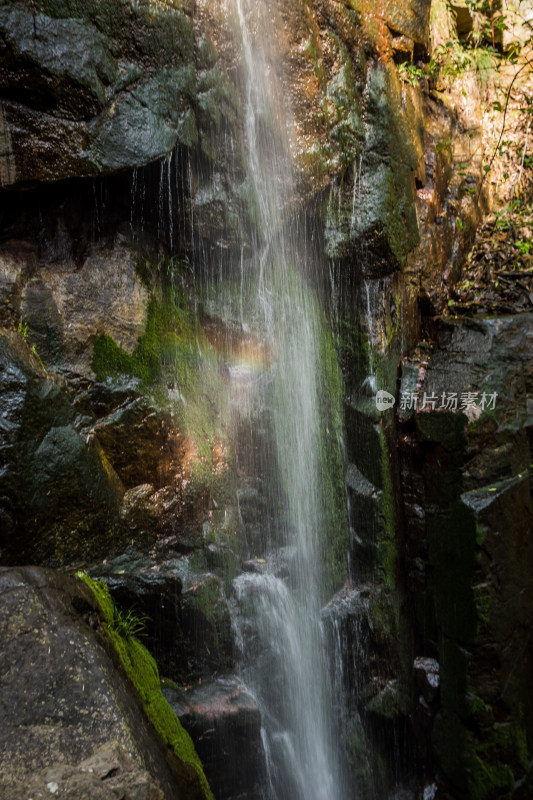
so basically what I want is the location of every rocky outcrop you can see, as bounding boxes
[397,313,533,798]
[0,329,125,564]
[5,743,165,800]
[0,566,212,799]
[0,284,242,566]
[0,1,200,185]
[100,565,234,684]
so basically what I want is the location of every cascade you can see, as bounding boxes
[203,0,351,797]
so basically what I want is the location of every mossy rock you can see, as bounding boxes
[80,574,214,800]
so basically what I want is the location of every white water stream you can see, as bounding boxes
[228,1,349,797]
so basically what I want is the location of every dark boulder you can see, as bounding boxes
[0,566,203,799]
[164,677,265,800]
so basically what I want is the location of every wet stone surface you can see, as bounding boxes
[164,677,265,800]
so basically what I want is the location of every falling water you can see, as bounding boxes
[167,152,174,253]
[228,0,349,797]
[157,158,166,243]
[362,279,378,397]
[350,155,363,232]
[130,167,138,235]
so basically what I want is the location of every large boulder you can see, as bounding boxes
[20,240,150,374]
[0,1,197,186]
[0,566,210,799]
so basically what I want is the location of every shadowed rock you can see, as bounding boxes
[164,677,265,800]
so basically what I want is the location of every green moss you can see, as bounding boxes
[92,270,226,435]
[79,575,214,800]
[368,589,395,640]
[197,66,238,129]
[473,583,492,627]
[303,32,325,86]
[491,723,529,770]
[92,334,134,381]
[463,716,531,800]
[134,250,156,290]
[466,692,493,720]
[160,676,182,692]
[300,21,365,179]
[467,751,514,800]
[91,263,236,546]
[185,576,221,626]
[363,63,421,266]
[346,713,389,797]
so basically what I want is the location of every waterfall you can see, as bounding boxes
[226,0,349,797]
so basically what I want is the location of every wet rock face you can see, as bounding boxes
[0,566,180,799]
[101,566,234,684]
[12,240,149,374]
[398,313,533,797]
[1,3,530,800]
[0,0,198,185]
[0,0,430,268]
[164,677,265,800]
[5,744,165,800]
[321,583,423,798]
[0,330,125,564]
[0,327,226,566]
[99,566,185,680]
[382,0,432,46]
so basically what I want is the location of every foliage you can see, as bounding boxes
[463,0,507,49]
[17,319,46,372]
[75,571,149,639]
[111,605,150,639]
[77,573,214,800]
[446,201,533,316]
[429,39,498,84]
[18,320,28,341]
[428,0,529,83]
[428,1,533,208]
[396,62,426,88]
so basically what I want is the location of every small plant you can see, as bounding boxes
[397,62,426,87]
[18,320,28,341]
[435,139,452,154]
[429,39,497,84]
[30,343,46,371]
[111,605,150,640]
[18,319,46,372]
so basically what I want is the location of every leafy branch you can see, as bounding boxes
[476,53,533,204]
